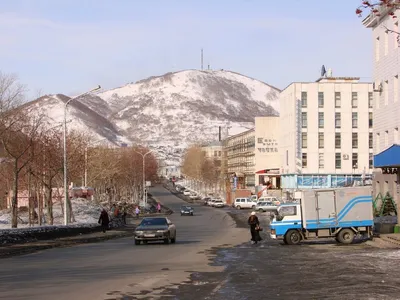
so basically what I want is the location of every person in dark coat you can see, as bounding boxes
[248,211,262,244]
[98,209,110,233]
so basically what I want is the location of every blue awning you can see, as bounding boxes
[374,144,400,168]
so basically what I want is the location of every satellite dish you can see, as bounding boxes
[321,65,327,77]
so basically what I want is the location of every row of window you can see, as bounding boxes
[301,91,373,109]
[301,152,373,169]
[301,112,372,129]
[375,21,399,61]
[301,132,373,149]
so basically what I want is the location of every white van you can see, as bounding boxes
[233,198,256,209]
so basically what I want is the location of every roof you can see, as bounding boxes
[374,144,400,168]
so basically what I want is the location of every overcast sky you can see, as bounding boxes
[0,0,371,99]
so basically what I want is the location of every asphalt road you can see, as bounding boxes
[0,186,248,300]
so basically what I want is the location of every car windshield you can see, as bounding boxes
[182,206,192,210]
[215,200,222,203]
[140,218,167,226]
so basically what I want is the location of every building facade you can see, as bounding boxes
[280,77,373,190]
[224,129,255,190]
[201,141,223,160]
[254,116,281,188]
[363,8,400,216]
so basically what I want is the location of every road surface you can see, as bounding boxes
[0,186,248,300]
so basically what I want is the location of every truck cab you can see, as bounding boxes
[270,187,374,245]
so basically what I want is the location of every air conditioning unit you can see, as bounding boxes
[373,81,382,93]
[343,154,349,160]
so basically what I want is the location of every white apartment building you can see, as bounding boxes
[280,77,373,191]
[363,8,400,210]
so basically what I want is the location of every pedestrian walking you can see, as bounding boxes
[157,202,161,213]
[248,211,262,244]
[98,209,110,233]
[122,203,127,225]
[135,206,140,218]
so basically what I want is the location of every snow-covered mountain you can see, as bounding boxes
[20,69,280,165]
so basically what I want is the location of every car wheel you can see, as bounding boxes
[190,212,193,216]
[258,208,263,212]
[135,240,140,245]
[252,205,256,209]
[236,205,241,210]
[164,234,170,244]
[181,213,183,216]
[171,235,176,244]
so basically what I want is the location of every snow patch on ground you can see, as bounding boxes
[0,198,103,230]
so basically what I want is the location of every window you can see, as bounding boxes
[395,127,399,143]
[335,133,341,149]
[218,151,221,156]
[369,112,373,128]
[385,130,389,147]
[318,153,324,169]
[384,29,388,55]
[369,153,373,169]
[352,133,358,149]
[301,112,307,128]
[301,92,307,108]
[335,92,341,108]
[369,132,373,149]
[335,112,341,128]
[394,75,398,103]
[352,153,358,169]
[279,206,297,216]
[352,112,358,128]
[368,92,373,108]
[375,37,380,62]
[376,133,380,152]
[318,132,324,149]
[302,153,307,168]
[301,132,307,148]
[318,92,324,108]
[335,153,341,169]
[318,112,324,128]
[352,92,358,108]
[385,80,389,105]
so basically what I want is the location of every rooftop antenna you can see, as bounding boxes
[321,65,327,78]
[201,49,203,70]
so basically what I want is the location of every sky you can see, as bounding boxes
[0,0,372,99]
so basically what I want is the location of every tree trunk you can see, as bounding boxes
[45,182,53,225]
[11,160,19,228]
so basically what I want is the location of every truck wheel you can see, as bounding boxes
[337,229,355,244]
[285,230,302,245]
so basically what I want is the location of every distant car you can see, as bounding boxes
[202,197,211,205]
[183,190,191,196]
[213,200,225,208]
[134,217,176,245]
[255,201,278,213]
[189,193,199,200]
[180,205,194,216]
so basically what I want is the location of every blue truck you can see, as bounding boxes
[270,187,374,245]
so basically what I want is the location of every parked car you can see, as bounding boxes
[202,197,211,205]
[180,205,194,216]
[134,217,176,245]
[258,196,281,206]
[208,199,219,206]
[255,201,278,213]
[183,190,191,196]
[189,193,200,200]
[213,200,225,208]
[234,197,256,209]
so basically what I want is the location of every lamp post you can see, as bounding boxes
[63,85,101,225]
[134,149,153,207]
[84,137,108,187]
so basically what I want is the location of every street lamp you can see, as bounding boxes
[134,149,153,207]
[63,85,101,225]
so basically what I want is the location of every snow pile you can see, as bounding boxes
[0,198,103,230]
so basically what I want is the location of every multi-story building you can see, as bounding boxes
[279,76,373,191]
[254,116,281,188]
[224,129,255,190]
[201,141,223,160]
[363,8,400,215]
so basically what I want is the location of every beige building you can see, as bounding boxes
[254,116,281,188]
[224,129,255,189]
[201,141,223,160]
[363,8,400,213]
[279,76,373,190]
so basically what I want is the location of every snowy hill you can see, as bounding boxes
[19,69,280,164]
